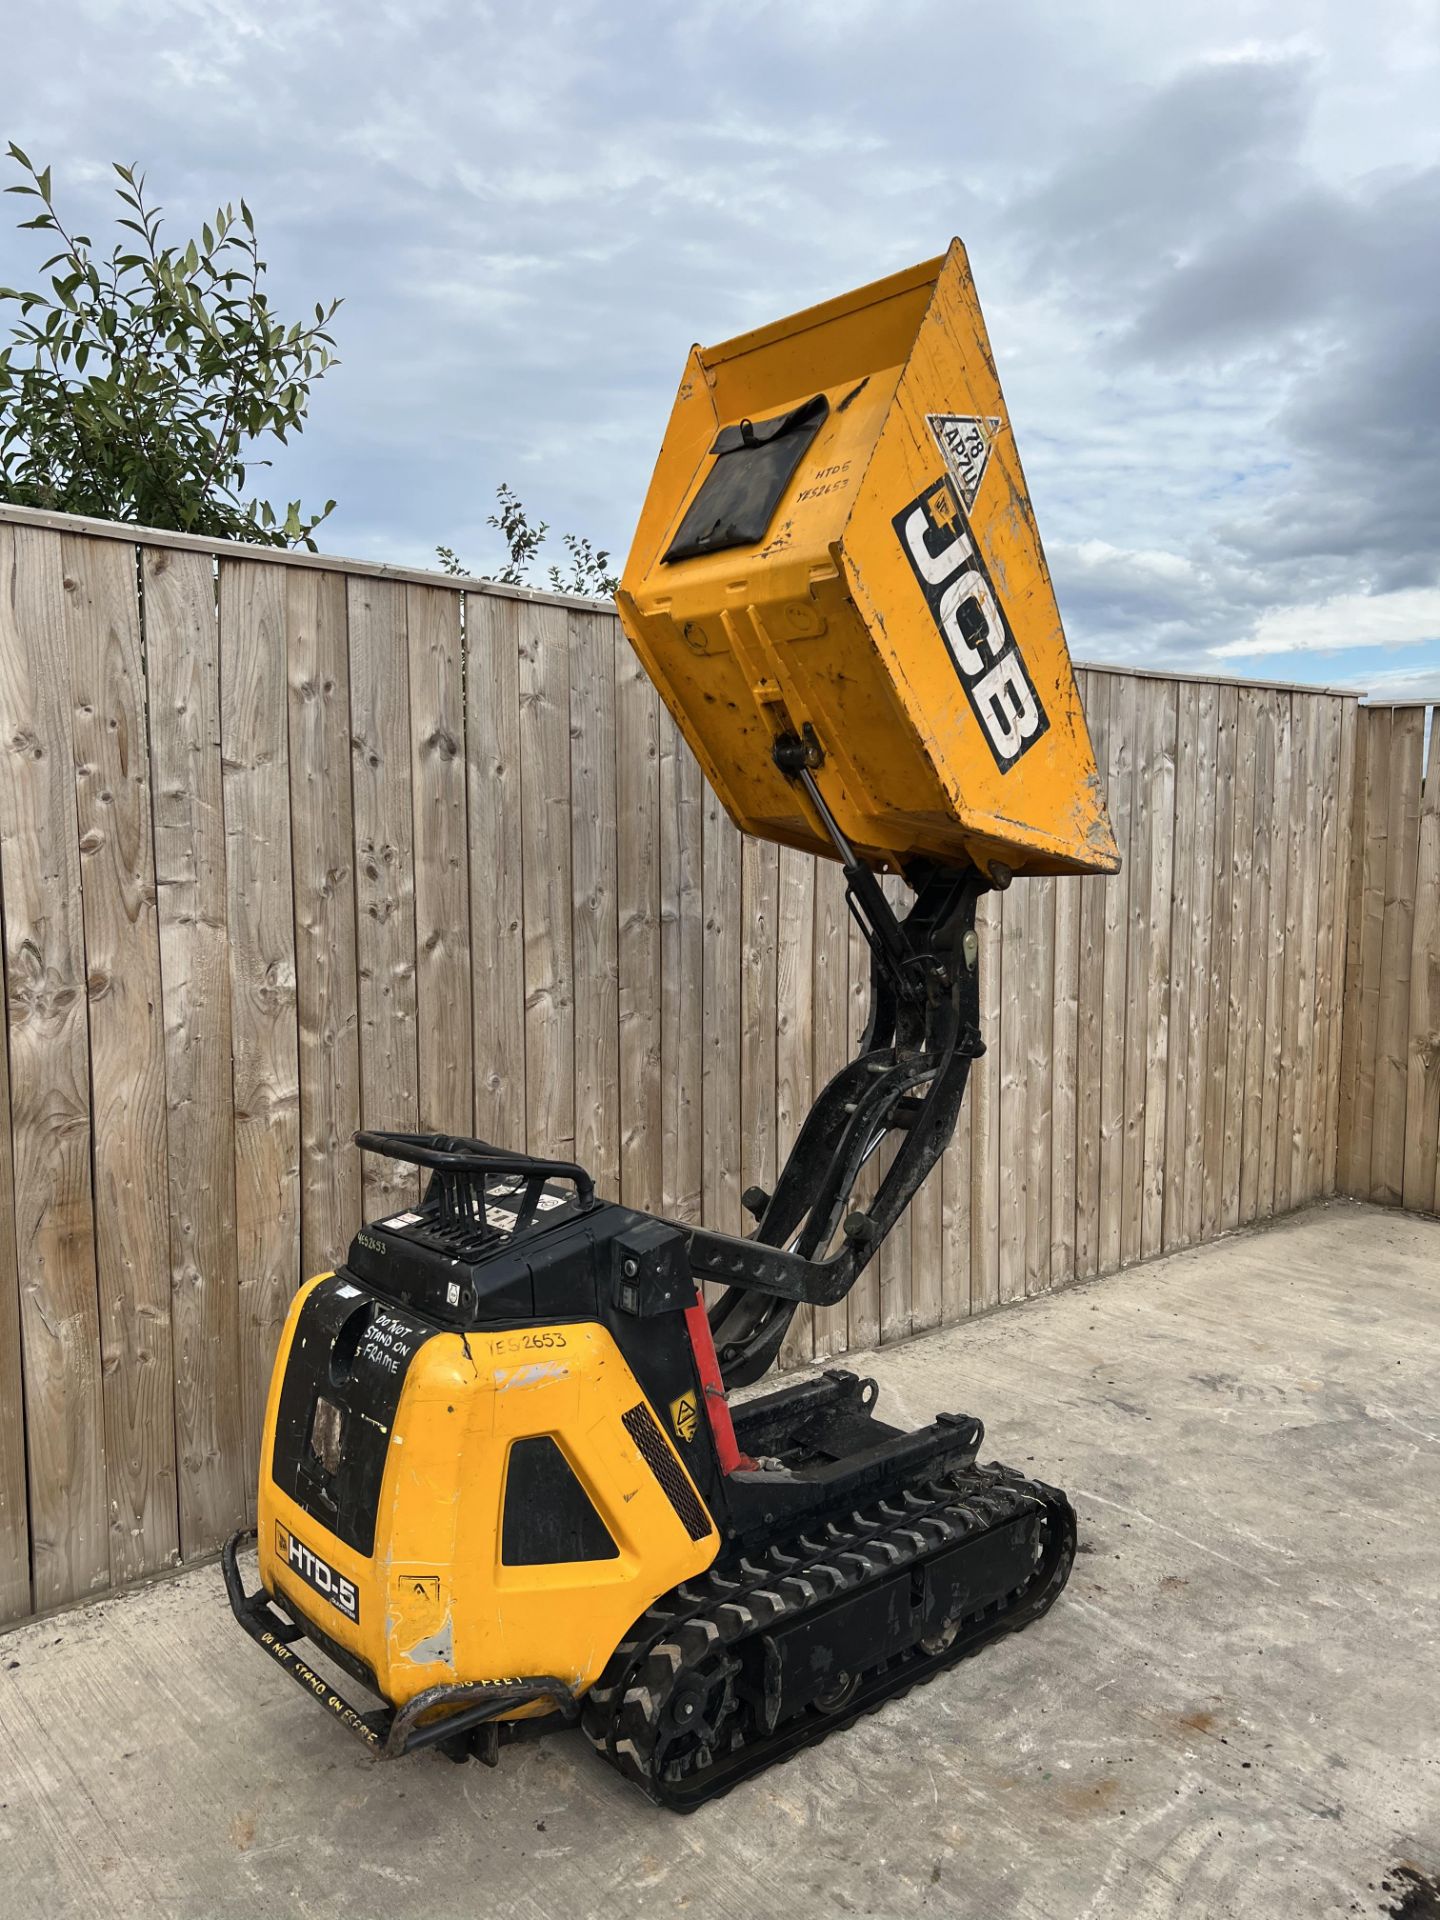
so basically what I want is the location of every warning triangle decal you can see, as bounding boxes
[926,413,1002,512]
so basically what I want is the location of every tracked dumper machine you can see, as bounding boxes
[224,243,1119,1808]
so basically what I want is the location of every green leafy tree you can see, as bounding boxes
[437,482,619,597]
[0,146,340,547]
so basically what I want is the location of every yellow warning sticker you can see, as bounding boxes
[670,1390,700,1445]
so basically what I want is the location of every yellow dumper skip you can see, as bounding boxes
[617,242,1119,879]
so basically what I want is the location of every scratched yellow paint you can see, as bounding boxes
[618,242,1119,879]
[256,1281,718,1715]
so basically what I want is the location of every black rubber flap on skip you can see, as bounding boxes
[663,394,830,562]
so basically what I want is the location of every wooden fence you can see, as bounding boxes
[1337,703,1439,1211]
[0,504,1379,1628]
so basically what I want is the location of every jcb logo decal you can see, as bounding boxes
[670,1391,700,1445]
[276,1522,360,1623]
[893,479,1049,770]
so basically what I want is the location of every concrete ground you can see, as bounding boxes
[2,1200,1438,1920]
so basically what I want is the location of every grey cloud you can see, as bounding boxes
[1019,54,1316,300]
[1124,187,1351,360]
[1005,50,1440,663]
[1212,166,1440,590]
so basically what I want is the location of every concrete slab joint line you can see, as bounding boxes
[0,1199,1436,1920]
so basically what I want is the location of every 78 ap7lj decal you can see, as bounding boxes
[893,476,1049,770]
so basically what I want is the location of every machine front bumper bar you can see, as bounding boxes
[222,1529,576,1759]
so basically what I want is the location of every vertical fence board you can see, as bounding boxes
[1178,683,1219,1241]
[1099,672,1136,1272]
[970,891,1002,1312]
[1121,687,1157,1267]
[1324,700,1358,1196]
[909,1156,944,1333]
[65,535,178,1584]
[878,1144,913,1340]
[1140,683,1177,1257]
[0,527,107,1609]
[1163,681,1199,1249]
[617,639,661,1208]
[846,903,881,1350]
[1370,709,1424,1203]
[1274,693,1311,1216]
[740,837,780,1249]
[1075,671,1109,1275]
[940,1039,973,1326]
[287,570,362,1278]
[519,603,575,1161]
[219,561,299,1520]
[348,580,419,1218]
[406,584,472,1135]
[1288,698,1324,1203]
[1023,875,1055,1294]
[777,846,817,1363]
[1305,700,1341,1200]
[702,786,742,1240]
[0,920,28,1621]
[1238,691,1276,1222]
[1201,685,1238,1237]
[878,874,914,1339]
[1336,704,1370,1192]
[1403,720,1440,1212]
[997,883,1028,1303]
[811,854,850,1356]
[466,594,526,1149]
[1219,688,1258,1230]
[1267,698,1305,1221]
[569,613,619,1197]
[1051,869,1080,1287]
[146,546,244,1556]
[660,724,704,1225]
[1348,707,1389,1198]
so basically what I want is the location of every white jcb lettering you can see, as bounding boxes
[938,570,1005,675]
[893,478,1050,770]
[902,505,971,586]
[974,654,1043,762]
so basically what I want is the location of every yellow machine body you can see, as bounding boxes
[255,1276,719,1714]
[619,242,1118,879]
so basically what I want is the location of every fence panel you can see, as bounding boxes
[0,503,1383,1624]
[1339,704,1438,1212]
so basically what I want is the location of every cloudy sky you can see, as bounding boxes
[3,0,1438,695]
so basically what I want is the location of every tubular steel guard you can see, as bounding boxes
[222,1530,577,1759]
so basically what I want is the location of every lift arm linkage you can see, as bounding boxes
[693,764,991,1385]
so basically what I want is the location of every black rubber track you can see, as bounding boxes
[581,1462,1076,1810]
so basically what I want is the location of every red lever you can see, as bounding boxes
[683,1293,755,1475]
